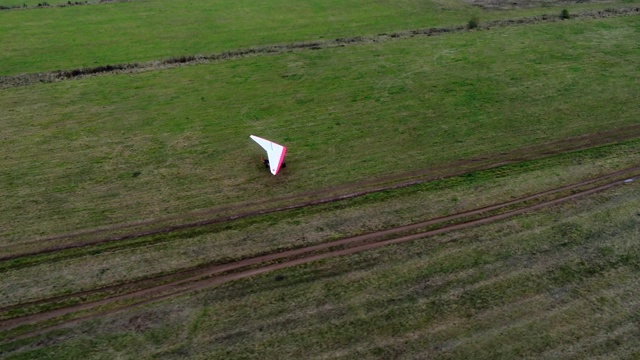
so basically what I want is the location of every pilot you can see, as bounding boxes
[261,157,285,170]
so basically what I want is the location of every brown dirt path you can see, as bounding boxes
[2,163,639,315]
[1,167,637,342]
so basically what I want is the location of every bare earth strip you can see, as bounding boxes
[0,7,637,89]
[0,167,637,342]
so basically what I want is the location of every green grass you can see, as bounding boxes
[2,1,640,356]
[1,16,639,242]
[0,0,637,75]
[2,137,640,309]
[0,0,473,75]
[2,178,639,359]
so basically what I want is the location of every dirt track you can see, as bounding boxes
[3,123,640,266]
[1,164,637,342]
[2,121,640,341]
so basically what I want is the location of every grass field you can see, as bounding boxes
[2,15,639,242]
[0,0,474,75]
[1,0,640,357]
[1,138,640,310]
[2,167,639,358]
[0,0,637,75]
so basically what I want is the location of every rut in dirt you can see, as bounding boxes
[1,166,638,342]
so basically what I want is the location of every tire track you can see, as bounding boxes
[4,124,640,265]
[2,164,636,313]
[1,167,637,342]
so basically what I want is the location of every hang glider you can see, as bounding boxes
[250,135,287,175]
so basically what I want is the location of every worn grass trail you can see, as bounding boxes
[168,184,640,359]
[0,164,637,346]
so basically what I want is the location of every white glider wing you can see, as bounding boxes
[250,135,287,175]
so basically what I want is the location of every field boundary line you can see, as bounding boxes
[1,7,638,88]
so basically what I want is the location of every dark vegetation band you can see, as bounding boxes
[0,0,125,11]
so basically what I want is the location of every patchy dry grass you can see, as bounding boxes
[2,175,638,358]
